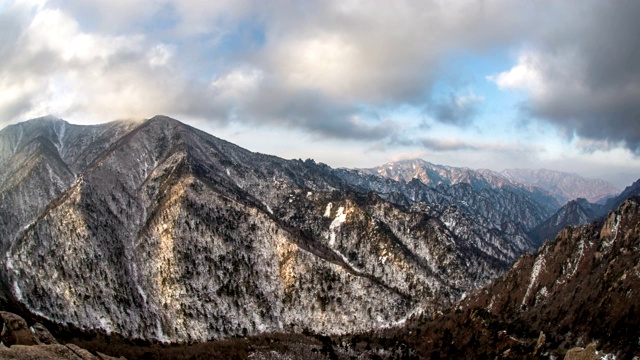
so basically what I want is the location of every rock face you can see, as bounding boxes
[0,115,554,343]
[501,168,620,204]
[465,197,640,357]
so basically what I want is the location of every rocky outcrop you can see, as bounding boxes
[0,343,125,360]
[0,311,122,360]
[1,311,38,346]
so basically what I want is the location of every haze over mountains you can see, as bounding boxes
[363,159,620,204]
[0,115,638,359]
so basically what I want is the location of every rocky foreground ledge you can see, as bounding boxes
[0,311,125,360]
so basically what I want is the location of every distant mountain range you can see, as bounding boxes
[362,159,620,204]
[530,179,640,244]
[0,115,637,359]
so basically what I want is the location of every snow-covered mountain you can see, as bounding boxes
[0,115,548,342]
[501,168,620,203]
[362,158,513,190]
[317,197,640,359]
[363,159,619,206]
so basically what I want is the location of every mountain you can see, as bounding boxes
[362,159,513,190]
[77,198,639,359]
[529,198,605,244]
[359,159,561,219]
[459,196,640,358]
[501,168,620,204]
[0,115,546,343]
[530,178,640,244]
[315,197,640,359]
[603,178,640,211]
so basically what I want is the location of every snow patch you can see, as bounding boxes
[569,240,585,278]
[522,256,545,308]
[324,202,333,217]
[99,316,113,334]
[328,206,347,247]
[611,214,620,240]
[226,168,230,176]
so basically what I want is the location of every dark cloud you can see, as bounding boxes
[427,92,483,126]
[504,1,640,153]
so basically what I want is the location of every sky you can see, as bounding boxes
[1,0,639,188]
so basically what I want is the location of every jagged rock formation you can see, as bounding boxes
[363,159,513,189]
[358,159,561,217]
[0,115,550,343]
[501,168,620,204]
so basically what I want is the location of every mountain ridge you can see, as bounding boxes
[363,159,620,205]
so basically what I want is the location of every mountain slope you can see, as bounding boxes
[529,198,605,244]
[324,197,640,359]
[463,196,640,357]
[0,115,539,343]
[530,178,640,244]
[501,168,620,203]
[357,159,561,228]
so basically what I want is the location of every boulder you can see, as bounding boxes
[0,312,37,346]
[31,323,58,345]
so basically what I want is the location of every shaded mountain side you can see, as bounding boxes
[530,177,640,244]
[0,115,539,343]
[0,116,140,251]
[604,178,640,211]
[528,198,605,244]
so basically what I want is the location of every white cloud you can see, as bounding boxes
[489,52,546,96]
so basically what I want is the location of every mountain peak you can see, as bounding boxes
[145,114,181,123]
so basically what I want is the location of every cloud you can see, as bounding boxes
[0,2,185,122]
[428,91,484,126]
[4,0,639,160]
[420,137,478,151]
[417,136,543,154]
[490,1,640,154]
